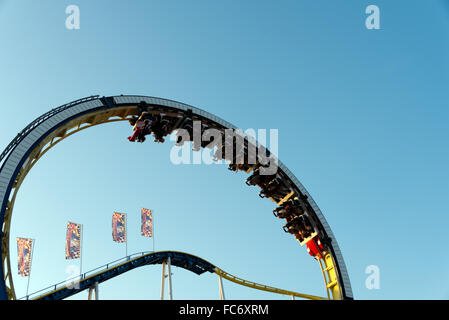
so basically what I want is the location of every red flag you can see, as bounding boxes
[17,238,33,277]
[141,208,153,237]
[112,212,126,243]
[65,222,81,259]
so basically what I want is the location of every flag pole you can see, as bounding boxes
[80,224,83,278]
[125,213,128,258]
[152,210,155,252]
[26,239,35,299]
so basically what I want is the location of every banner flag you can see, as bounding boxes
[17,238,33,277]
[141,208,153,238]
[65,222,81,260]
[112,212,126,243]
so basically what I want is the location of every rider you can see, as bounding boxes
[127,113,148,142]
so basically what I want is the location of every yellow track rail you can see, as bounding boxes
[215,267,327,300]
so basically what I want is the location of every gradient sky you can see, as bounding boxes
[0,0,448,300]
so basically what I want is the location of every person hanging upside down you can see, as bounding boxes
[127,115,147,142]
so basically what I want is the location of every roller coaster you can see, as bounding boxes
[24,251,327,300]
[0,95,353,300]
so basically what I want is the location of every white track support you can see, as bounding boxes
[160,258,173,300]
[88,282,99,300]
[160,261,166,300]
[167,257,173,300]
[95,282,99,300]
[218,275,225,300]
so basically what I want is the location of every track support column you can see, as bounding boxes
[160,258,173,300]
[160,261,166,300]
[88,282,99,300]
[218,275,225,300]
[167,257,173,300]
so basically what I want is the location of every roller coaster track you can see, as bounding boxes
[0,95,353,300]
[23,251,327,300]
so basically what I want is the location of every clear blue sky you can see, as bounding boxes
[0,0,448,300]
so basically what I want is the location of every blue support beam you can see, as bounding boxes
[32,251,216,300]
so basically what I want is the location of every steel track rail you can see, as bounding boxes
[0,95,353,300]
